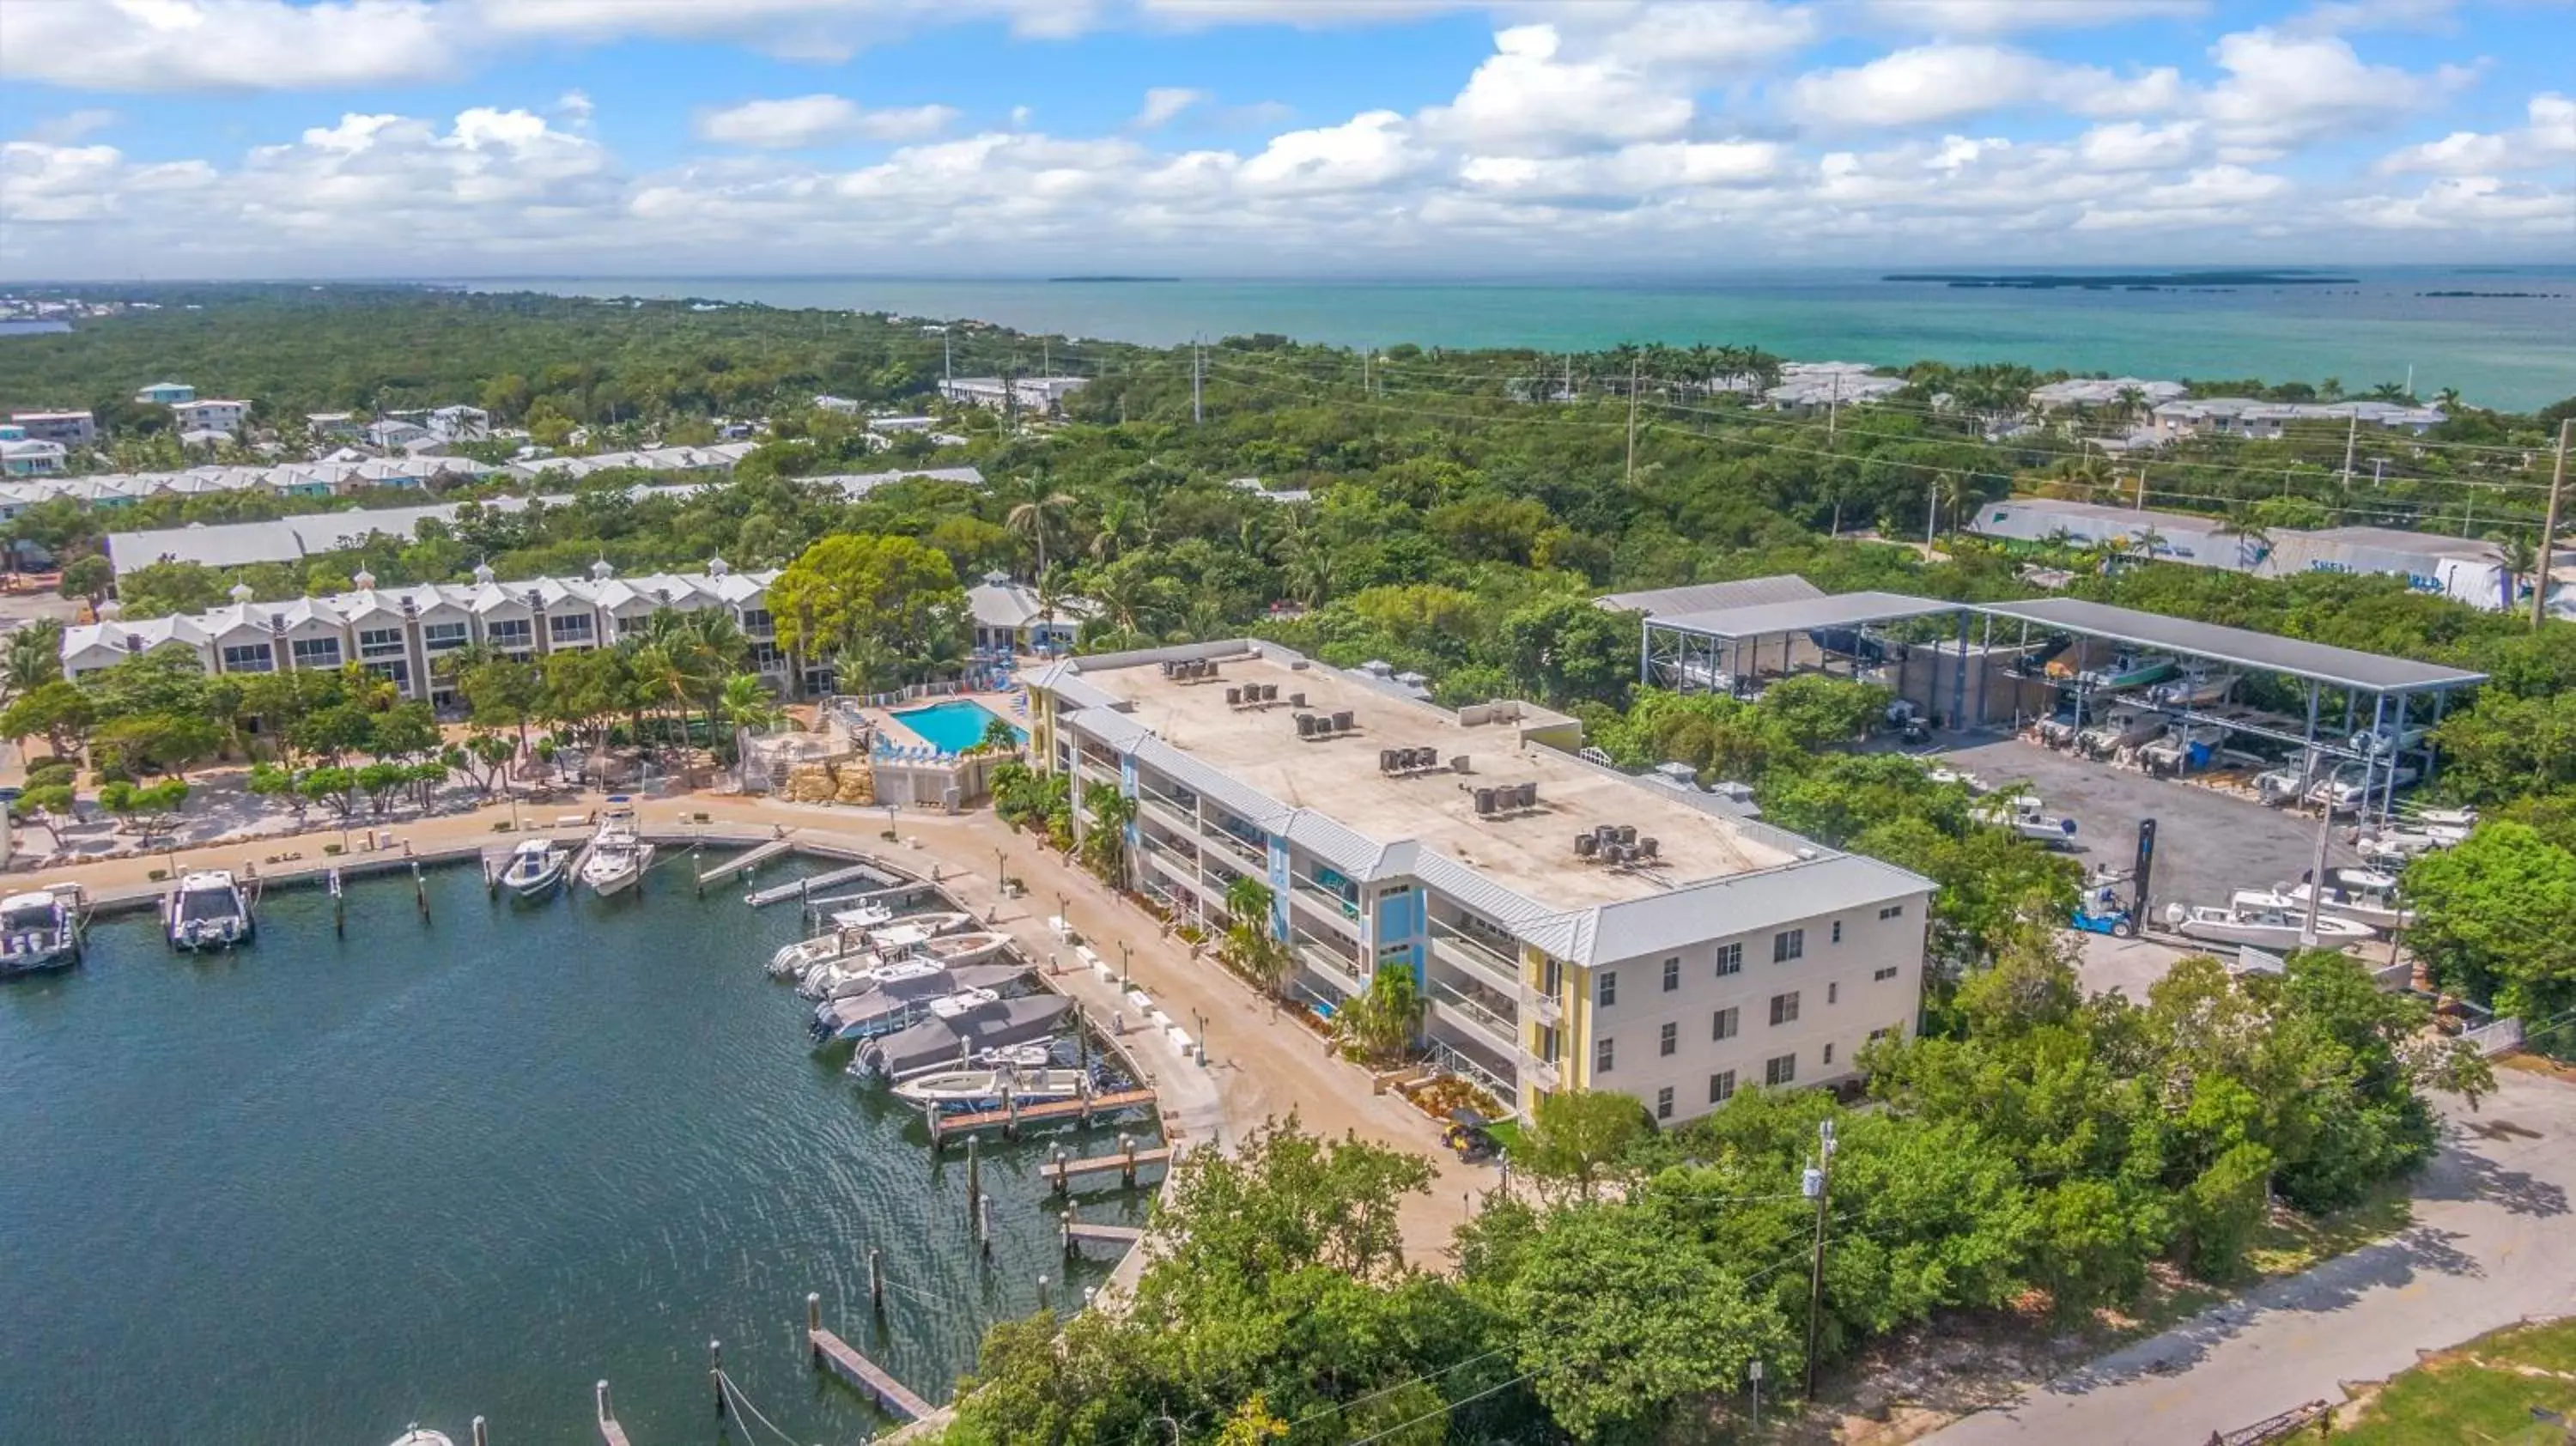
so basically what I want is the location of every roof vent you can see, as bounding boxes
[707,555,730,577]
[229,582,255,605]
[472,562,496,586]
[1473,787,1498,816]
[352,568,375,591]
[590,558,614,580]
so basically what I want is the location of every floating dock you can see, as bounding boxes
[696,837,796,886]
[745,861,895,908]
[926,1087,1158,1145]
[1060,1212,1145,1253]
[1039,1139,1173,1191]
[807,1296,933,1423]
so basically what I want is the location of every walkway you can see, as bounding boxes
[1924,1067,2576,1444]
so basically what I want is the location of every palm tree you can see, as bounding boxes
[1223,875,1274,931]
[2434,386,2462,412]
[3,618,64,705]
[1005,473,1075,579]
[2368,381,2410,403]
[2132,523,2170,562]
[2491,531,2539,610]
[718,672,781,734]
[1079,787,1136,884]
[2215,504,2273,570]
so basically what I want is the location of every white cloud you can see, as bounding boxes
[2342,174,2573,233]
[2075,119,2203,170]
[1132,88,1208,130]
[2200,27,2456,156]
[1239,110,1427,192]
[1458,139,1783,197]
[1572,3,1819,72]
[696,94,959,148]
[1865,0,2203,34]
[0,141,219,223]
[2378,92,2576,173]
[23,110,123,145]
[1787,44,2178,129]
[2074,162,2290,229]
[1420,25,1695,151]
[472,0,1108,60]
[0,0,454,90]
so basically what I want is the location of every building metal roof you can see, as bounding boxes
[1972,597,2486,692]
[1598,574,1826,618]
[1649,590,1963,640]
[1519,853,1929,967]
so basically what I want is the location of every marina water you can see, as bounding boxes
[0,854,1133,1444]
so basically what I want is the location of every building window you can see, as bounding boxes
[1538,1026,1559,1064]
[1832,920,1844,945]
[1662,957,1680,992]
[1595,1036,1614,1074]
[739,607,774,635]
[221,642,275,673]
[1715,942,1742,976]
[1765,1053,1797,1087]
[1597,970,1617,1007]
[357,626,404,659]
[1823,1043,1836,1065]
[486,618,532,650]
[1774,928,1804,963]
[1709,1070,1736,1103]
[1770,991,1801,1026]
[1655,1086,1674,1121]
[367,659,410,690]
[549,613,594,643]
[1874,965,1900,981]
[1879,904,1905,920]
[1869,1026,1895,1043]
[422,621,469,652]
[289,636,341,668]
[1712,1006,1739,1041]
[1828,982,1839,1006]
[1659,1021,1677,1057]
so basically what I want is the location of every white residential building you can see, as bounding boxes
[1029,642,1933,1121]
[2027,378,2188,411]
[172,399,247,434]
[938,375,1090,415]
[0,439,68,477]
[10,410,97,446]
[427,405,491,442]
[1763,362,1906,410]
[2148,398,2446,443]
[136,380,195,406]
[62,559,793,704]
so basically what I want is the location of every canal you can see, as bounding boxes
[0,854,1139,1443]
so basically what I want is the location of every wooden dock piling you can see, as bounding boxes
[330,869,345,936]
[471,1417,488,1446]
[869,1246,885,1315]
[1040,1141,1174,1193]
[708,1339,725,1419]
[965,1134,980,1215]
[413,861,429,920]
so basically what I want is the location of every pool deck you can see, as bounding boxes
[869,690,1027,755]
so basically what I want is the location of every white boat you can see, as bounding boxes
[2306,761,2420,814]
[800,954,947,1002]
[2137,720,2227,775]
[388,1429,455,1446]
[894,1061,1093,1109]
[1971,793,2078,848]
[498,838,568,898]
[580,808,655,897]
[918,930,1010,967]
[826,901,896,931]
[0,886,83,976]
[2163,894,2378,948]
[2277,871,2414,931]
[817,986,1004,1042]
[2147,668,2239,707]
[165,870,252,951]
[769,923,877,980]
[2228,887,2385,939]
[2077,701,2168,757]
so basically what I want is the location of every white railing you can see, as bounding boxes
[2464,1017,2524,1056]
[1425,1038,1516,1103]
[1429,928,1519,988]
[1431,981,1519,1051]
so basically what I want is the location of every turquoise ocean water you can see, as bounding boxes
[465,269,2576,412]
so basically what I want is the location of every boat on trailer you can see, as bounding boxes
[166,870,252,951]
[0,885,84,976]
[2274,870,2414,932]
[2163,892,2378,948]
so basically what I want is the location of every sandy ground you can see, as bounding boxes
[25,783,1493,1265]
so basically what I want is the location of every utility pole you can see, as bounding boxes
[2136,462,2148,512]
[1624,356,1641,487]
[2298,796,2333,948]
[2340,413,2359,489]
[1042,337,1050,377]
[1827,374,1841,441]
[1191,339,1203,426]
[2536,418,2572,629]
[1924,480,1939,550]
[1802,1118,1837,1398]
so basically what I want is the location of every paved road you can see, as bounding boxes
[1926,1068,2576,1444]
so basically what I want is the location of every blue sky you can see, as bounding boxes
[1,0,2569,278]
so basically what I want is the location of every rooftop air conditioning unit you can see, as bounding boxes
[1296,714,1317,738]
[1332,710,1354,732]
[1574,833,1598,859]
[1516,782,1538,810]
[1451,755,1470,774]
[1473,787,1498,816]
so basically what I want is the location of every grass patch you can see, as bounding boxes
[1487,1119,1525,1156]
[2245,1179,2415,1278]
[2336,1317,2576,1446]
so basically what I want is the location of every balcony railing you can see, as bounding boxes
[1293,931,1365,990]
[1430,981,1519,1053]
[1200,824,1267,871]
[1425,1038,1517,1104]
[1429,928,1519,989]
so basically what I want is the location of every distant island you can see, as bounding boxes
[1886,270,2358,289]
[1046,276,1180,283]
[2419,289,2565,299]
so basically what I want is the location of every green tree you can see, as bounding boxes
[2405,822,2576,1020]
[1333,960,1422,1066]
[768,533,969,682]
[1,679,94,760]
[2,617,64,702]
[58,554,114,607]
[97,777,189,841]
[1519,1088,1653,1202]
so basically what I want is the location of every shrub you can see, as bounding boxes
[322,843,344,855]
[24,759,76,790]
[147,868,167,882]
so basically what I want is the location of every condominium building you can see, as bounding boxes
[10,410,97,446]
[60,559,801,704]
[173,398,249,435]
[1028,642,1934,1123]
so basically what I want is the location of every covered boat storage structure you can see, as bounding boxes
[1638,591,2488,824]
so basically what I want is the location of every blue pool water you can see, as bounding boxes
[892,698,1023,754]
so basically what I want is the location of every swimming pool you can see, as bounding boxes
[890,698,1024,755]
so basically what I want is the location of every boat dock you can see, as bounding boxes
[806,1294,934,1423]
[745,860,896,908]
[695,837,796,887]
[1039,1137,1172,1191]
[1059,1208,1145,1254]
[925,1086,1158,1145]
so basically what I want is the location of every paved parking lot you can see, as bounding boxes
[1926,732,2379,916]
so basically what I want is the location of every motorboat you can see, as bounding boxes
[2147,668,2239,708]
[893,1061,1095,1110]
[810,963,1029,1042]
[2137,720,2227,775]
[498,838,569,899]
[769,922,878,980]
[0,886,83,976]
[859,912,976,953]
[2075,652,2179,691]
[2276,871,2414,932]
[165,870,252,951]
[918,930,1010,967]
[2255,750,2330,806]
[798,953,945,1001]
[1971,793,2078,848]
[2077,701,2168,758]
[2306,761,2419,814]
[853,993,1077,1080]
[388,1429,455,1446]
[2163,894,2378,948]
[826,901,896,931]
[580,807,654,897]
[2035,701,2093,749]
[2227,887,2385,939]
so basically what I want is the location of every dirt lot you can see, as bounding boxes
[1923,731,2381,915]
